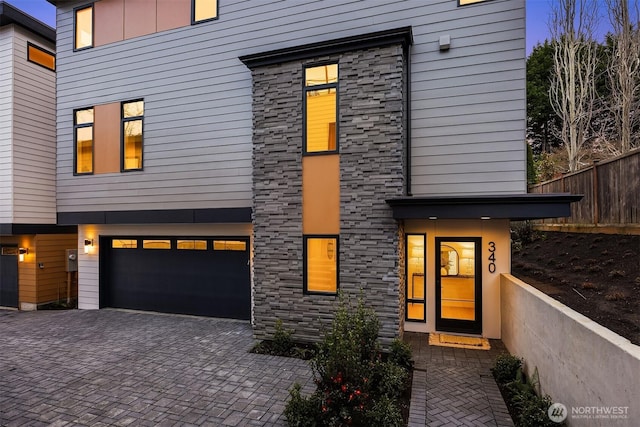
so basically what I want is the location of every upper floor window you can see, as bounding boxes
[458,0,494,5]
[27,43,55,71]
[74,108,94,175]
[192,0,218,24]
[74,4,93,50]
[304,63,338,154]
[122,100,144,171]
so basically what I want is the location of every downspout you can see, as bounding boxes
[404,42,412,196]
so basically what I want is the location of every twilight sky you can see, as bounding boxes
[6,0,614,56]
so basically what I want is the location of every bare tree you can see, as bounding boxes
[549,0,600,172]
[605,0,640,153]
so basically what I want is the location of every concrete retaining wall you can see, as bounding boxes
[501,274,640,426]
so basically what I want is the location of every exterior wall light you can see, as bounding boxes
[18,248,28,262]
[84,239,93,254]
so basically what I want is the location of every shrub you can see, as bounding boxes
[272,319,295,355]
[494,357,565,427]
[284,384,321,427]
[492,353,522,384]
[388,338,414,372]
[284,294,410,427]
[511,221,537,245]
[518,394,557,427]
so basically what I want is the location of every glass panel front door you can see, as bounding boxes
[435,238,482,334]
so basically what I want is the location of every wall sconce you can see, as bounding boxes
[19,247,28,262]
[84,239,93,254]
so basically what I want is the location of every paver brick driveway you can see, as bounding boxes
[0,309,314,426]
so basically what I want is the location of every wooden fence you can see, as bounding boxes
[529,148,640,227]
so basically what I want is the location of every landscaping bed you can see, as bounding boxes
[511,227,640,345]
[251,299,413,426]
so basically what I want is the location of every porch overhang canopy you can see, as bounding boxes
[386,193,583,221]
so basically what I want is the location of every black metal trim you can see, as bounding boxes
[303,62,339,156]
[57,207,253,225]
[434,237,482,335]
[303,234,339,296]
[73,3,94,52]
[191,0,219,25]
[73,106,94,176]
[386,193,583,220]
[0,1,55,43]
[0,223,77,235]
[120,99,144,172]
[240,26,413,69]
[405,233,426,323]
[27,42,56,71]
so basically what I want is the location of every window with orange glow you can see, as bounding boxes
[193,0,218,23]
[304,64,338,154]
[74,108,94,174]
[406,234,426,321]
[122,100,144,171]
[74,5,93,50]
[304,236,338,294]
[27,43,55,71]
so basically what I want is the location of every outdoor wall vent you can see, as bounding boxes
[439,35,451,51]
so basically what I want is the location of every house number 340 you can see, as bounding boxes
[488,241,496,273]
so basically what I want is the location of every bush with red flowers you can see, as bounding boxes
[284,294,411,426]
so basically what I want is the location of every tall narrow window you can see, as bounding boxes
[406,234,426,321]
[27,43,55,71]
[304,63,338,154]
[74,108,94,175]
[304,236,338,294]
[192,0,218,23]
[74,5,93,50]
[121,100,144,171]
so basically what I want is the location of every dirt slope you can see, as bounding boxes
[511,230,640,345]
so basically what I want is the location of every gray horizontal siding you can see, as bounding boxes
[56,0,526,212]
[12,26,57,224]
[0,26,13,223]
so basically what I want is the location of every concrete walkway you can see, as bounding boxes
[404,332,514,427]
[0,309,513,426]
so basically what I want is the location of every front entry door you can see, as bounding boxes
[435,238,482,334]
[0,246,19,308]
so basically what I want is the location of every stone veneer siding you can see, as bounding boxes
[251,44,406,345]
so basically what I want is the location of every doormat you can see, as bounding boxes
[428,333,490,350]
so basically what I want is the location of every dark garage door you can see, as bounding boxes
[102,237,250,320]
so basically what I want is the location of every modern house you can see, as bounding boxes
[0,1,77,310]
[50,0,578,343]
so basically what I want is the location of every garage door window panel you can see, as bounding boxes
[177,240,207,250]
[143,240,171,249]
[112,239,137,248]
[213,240,247,251]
